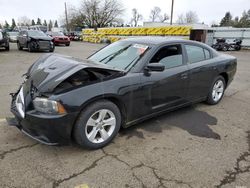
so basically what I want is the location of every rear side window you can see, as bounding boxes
[150,44,183,69]
[185,45,211,63]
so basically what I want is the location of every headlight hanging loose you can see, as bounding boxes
[33,97,66,114]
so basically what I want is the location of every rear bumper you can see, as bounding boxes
[10,94,78,145]
[54,40,70,45]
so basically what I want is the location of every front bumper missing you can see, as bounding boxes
[10,88,78,145]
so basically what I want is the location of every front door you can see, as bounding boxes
[142,44,189,112]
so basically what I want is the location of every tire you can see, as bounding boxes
[5,46,9,51]
[222,45,228,51]
[49,47,55,52]
[74,100,121,149]
[28,43,33,52]
[206,76,226,105]
[66,43,70,46]
[17,42,23,50]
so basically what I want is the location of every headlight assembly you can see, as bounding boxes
[33,97,66,114]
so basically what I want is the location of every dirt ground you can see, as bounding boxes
[0,42,249,188]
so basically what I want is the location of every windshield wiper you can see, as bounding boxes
[99,45,131,64]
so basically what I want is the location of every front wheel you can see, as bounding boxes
[28,43,33,52]
[74,100,121,149]
[206,76,226,105]
[17,42,23,50]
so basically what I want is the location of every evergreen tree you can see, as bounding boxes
[220,12,233,26]
[43,20,47,26]
[37,18,41,25]
[31,19,35,25]
[238,10,250,27]
[54,20,58,27]
[11,18,16,30]
[4,21,10,29]
[48,20,53,31]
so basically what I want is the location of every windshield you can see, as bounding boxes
[88,41,149,71]
[8,32,18,36]
[50,32,64,36]
[28,30,47,37]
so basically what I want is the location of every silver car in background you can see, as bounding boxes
[8,32,19,42]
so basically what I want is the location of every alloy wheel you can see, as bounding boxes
[212,80,224,102]
[85,109,116,143]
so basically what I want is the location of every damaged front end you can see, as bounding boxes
[10,54,125,145]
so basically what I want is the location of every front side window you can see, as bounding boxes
[88,41,149,71]
[150,44,183,69]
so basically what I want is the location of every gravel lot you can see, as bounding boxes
[0,42,250,188]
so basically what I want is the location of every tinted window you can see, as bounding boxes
[185,45,205,63]
[150,45,183,69]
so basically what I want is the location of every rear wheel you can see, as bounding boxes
[5,45,9,51]
[66,43,70,46]
[74,100,121,149]
[206,76,226,105]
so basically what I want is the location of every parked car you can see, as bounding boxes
[67,32,81,41]
[7,31,19,42]
[17,30,54,52]
[0,30,10,51]
[47,32,70,46]
[10,37,237,149]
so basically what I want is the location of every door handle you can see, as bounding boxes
[180,73,188,79]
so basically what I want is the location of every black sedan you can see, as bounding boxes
[17,30,54,52]
[10,37,237,149]
[0,30,10,51]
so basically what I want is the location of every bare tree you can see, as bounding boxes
[131,8,142,27]
[80,0,124,28]
[17,16,31,26]
[176,14,185,24]
[149,7,161,22]
[185,11,199,23]
[159,13,169,22]
[176,11,199,24]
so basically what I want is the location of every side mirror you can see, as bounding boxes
[145,63,165,72]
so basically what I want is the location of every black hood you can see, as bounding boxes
[26,54,123,93]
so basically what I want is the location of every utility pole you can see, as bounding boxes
[65,2,69,32]
[170,0,174,25]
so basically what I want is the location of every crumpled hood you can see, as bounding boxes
[30,36,52,41]
[26,54,122,93]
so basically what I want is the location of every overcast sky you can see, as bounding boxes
[0,0,249,26]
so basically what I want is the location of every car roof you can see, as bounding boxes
[122,36,208,47]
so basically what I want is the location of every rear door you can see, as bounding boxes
[184,44,217,101]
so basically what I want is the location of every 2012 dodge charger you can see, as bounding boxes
[10,37,237,149]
